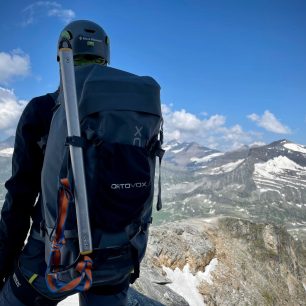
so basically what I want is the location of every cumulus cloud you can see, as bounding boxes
[162,104,261,151]
[0,50,31,84]
[203,115,226,129]
[22,1,75,26]
[247,110,291,134]
[0,87,27,137]
[170,109,201,131]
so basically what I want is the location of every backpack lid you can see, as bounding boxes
[69,65,162,121]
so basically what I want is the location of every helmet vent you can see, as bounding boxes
[85,28,96,34]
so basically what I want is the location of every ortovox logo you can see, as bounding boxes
[13,273,21,288]
[111,182,149,190]
[133,126,143,147]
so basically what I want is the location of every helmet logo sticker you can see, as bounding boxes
[78,36,102,43]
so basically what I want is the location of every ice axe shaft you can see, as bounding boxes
[58,41,92,255]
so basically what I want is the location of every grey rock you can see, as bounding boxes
[129,217,306,306]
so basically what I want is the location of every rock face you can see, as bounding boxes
[129,217,306,306]
[148,223,215,272]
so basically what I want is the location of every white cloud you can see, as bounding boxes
[171,109,201,131]
[22,1,75,26]
[0,50,31,84]
[162,104,261,151]
[247,110,291,134]
[48,8,75,22]
[161,104,172,115]
[203,114,226,129]
[0,87,27,137]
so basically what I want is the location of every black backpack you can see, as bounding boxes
[41,64,164,293]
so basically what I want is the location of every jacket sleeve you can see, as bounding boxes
[0,95,52,277]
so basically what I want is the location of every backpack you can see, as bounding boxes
[40,64,164,293]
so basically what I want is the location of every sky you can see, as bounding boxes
[0,0,305,151]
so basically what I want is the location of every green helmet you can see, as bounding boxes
[58,20,110,64]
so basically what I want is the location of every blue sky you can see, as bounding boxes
[0,0,305,151]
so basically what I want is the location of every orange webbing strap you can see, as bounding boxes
[46,178,93,293]
[47,255,93,293]
[55,178,70,242]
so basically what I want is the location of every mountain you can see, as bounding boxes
[163,141,223,170]
[0,136,14,157]
[0,137,14,203]
[0,136,15,149]
[1,137,306,237]
[158,139,306,239]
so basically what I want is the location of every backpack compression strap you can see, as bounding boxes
[46,178,93,293]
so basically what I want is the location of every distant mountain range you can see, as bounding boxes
[1,137,306,237]
[158,139,306,238]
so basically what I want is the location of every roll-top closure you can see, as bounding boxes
[73,65,161,121]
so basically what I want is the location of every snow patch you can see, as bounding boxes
[253,160,306,194]
[58,294,78,306]
[0,147,13,156]
[190,153,224,164]
[209,159,244,174]
[163,258,218,306]
[163,145,174,151]
[163,142,180,151]
[172,147,185,154]
[254,156,306,180]
[283,143,306,154]
[259,188,281,194]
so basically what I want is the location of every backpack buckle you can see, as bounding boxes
[65,136,86,148]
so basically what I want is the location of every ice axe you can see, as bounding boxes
[58,38,93,255]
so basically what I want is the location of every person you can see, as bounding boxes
[0,20,129,306]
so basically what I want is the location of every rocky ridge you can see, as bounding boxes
[129,217,306,305]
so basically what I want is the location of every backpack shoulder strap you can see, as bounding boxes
[37,90,60,153]
[47,89,59,102]
[47,89,61,112]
